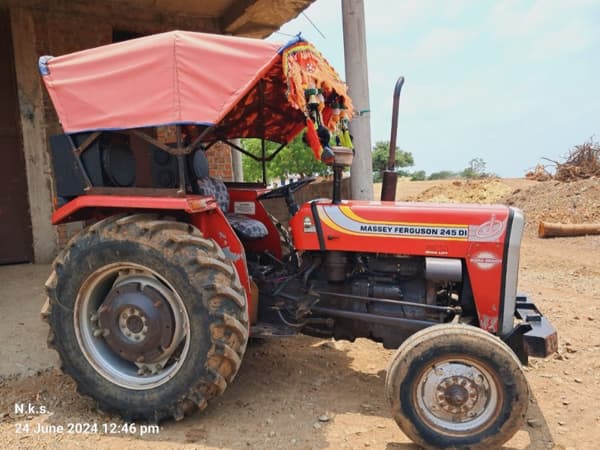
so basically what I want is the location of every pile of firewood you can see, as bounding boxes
[526,139,600,182]
[525,164,552,181]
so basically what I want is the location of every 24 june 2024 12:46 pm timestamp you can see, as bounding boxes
[13,403,160,437]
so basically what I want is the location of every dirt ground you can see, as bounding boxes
[1,178,599,449]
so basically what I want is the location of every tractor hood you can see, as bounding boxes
[38,30,352,144]
[291,200,516,254]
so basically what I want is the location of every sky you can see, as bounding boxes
[269,0,600,177]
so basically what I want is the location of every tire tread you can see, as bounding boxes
[45,214,248,422]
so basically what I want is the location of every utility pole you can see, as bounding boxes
[231,138,243,181]
[342,0,373,200]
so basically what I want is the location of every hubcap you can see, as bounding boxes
[437,376,478,414]
[75,263,190,390]
[415,359,500,434]
[97,282,175,363]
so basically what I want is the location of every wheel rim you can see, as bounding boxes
[413,356,501,435]
[74,262,190,390]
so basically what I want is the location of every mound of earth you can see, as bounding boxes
[407,177,600,234]
[408,178,513,204]
[501,178,600,231]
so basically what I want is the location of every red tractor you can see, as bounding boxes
[39,31,557,449]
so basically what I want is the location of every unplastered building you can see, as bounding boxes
[0,0,314,264]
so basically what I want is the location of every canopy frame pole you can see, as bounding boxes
[258,80,267,184]
[175,125,186,195]
[265,142,286,162]
[184,126,212,154]
[221,139,286,163]
[223,139,259,160]
[131,129,186,156]
[131,125,215,195]
[261,140,266,184]
[66,131,102,191]
[131,127,212,156]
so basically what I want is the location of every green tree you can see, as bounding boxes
[372,141,414,182]
[461,157,488,179]
[428,170,459,180]
[410,170,426,181]
[241,135,329,183]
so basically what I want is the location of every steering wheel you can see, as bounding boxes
[258,176,316,216]
[258,176,316,200]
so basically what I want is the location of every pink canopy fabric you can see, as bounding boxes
[40,31,284,133]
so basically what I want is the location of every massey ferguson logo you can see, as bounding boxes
[469,215,507,242]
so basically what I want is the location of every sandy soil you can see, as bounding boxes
[1,179,599,449]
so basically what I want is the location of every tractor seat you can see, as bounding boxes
[191,150,268,240]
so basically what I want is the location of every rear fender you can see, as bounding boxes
[51,194,252,317]
[51,194,217,225]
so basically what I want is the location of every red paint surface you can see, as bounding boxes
[228,187,283,259]
[52,194,217,224]
[290,199,516,333]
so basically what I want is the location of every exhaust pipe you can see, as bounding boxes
[381,76,405,202]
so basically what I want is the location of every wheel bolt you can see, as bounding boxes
[93,328,104,337]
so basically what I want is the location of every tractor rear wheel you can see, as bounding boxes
[385,324,528,449]
[43,214,248,422]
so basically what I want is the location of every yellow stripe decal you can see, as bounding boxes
[318,205,469,240]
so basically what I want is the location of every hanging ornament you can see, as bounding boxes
[317,90,325,105]
[338,110,353,149]
[305,117,323,160]
[305,82,319,107]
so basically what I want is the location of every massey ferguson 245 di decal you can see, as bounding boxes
[317,205,506,243]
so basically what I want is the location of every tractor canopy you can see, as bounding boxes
[39,30,353,145]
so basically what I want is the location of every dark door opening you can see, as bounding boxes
[0,9,34,264]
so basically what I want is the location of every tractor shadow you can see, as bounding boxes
[160,335,410,449]
[3,334,553,449]
[152,336,555,449]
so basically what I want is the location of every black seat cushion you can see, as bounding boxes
[195,176,268,240]
[226,213,269,239]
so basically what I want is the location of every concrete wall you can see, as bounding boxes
[262,177,352,228]
[10,8,56,263]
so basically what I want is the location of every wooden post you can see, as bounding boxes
[538,222,600,238]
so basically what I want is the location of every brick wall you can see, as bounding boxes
[206,142,234,181]
[157,126,234,181]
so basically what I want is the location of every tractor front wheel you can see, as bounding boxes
[385,324,528,449]
[43,214,248,422]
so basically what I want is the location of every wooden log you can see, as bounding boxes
[538,222,600,238]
